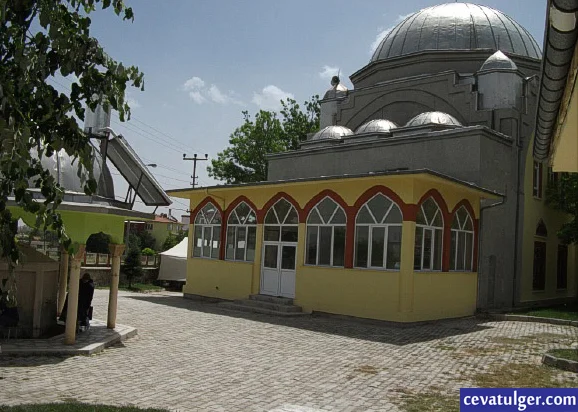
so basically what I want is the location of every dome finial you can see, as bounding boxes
[331,69,341,87]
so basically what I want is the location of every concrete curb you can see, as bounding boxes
[542,353,578,373]
[0,322,138,357]
[483,313,578,327]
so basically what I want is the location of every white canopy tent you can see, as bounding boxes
[157,237,187,281]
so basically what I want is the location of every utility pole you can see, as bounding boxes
[183,153,208,188]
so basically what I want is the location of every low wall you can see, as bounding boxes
[183,258,253,301]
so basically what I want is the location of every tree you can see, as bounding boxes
[122,233,142,288]
[208,96,320,184]
[546,173,578,244]
[135,230,156,251]
[161,231,186,252]
[0,0,144,306]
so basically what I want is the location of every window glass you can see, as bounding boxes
[210,226,220,258]
[246,211,257,224]
[306,226,318,265]
[275,199,291,223]
[332,208,347,224]
[318,198,336,222]
[281,226,298,242]
[386,226,402,270]
[202,226,212,258]
[423,229,432,270]
[450,231,457,270]
[285,208,299,224]
[246,227,257,262]
[265,210,278,224]
[414,227,423,269]
[226,227,235,260]
[318,226,332,265]
[368,195,390,223]
[193,226,202,257]
[307,209,323,224]
[465,232,473,271]
[281,246,296,270]
[264,226,280,242]
[355,226,369,267]
[384,205,402,223]
[456,231,465,271]
[228,212,240,225]
[235,227,246,261]
[370,227,385,267]
[433,228,442,271]
[264,245,278,268]
[356,206,374,224]
[333,227,346,267]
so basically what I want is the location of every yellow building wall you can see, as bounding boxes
[179,174,488,322]
[552,60,578,172]
[183,258,253,301]
[521,138,578,303]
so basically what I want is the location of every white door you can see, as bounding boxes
[260,242,297,298]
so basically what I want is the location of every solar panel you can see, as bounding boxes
[105,136,172,207]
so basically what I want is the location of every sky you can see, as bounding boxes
[68,0,548,219]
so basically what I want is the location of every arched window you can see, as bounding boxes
[306,197,346,267]
[192,202,222,258]
[450,206,474,271]
[264,198,299,242]
[414,198,443,271]
[354,194,402,270]
[226,201,257,262]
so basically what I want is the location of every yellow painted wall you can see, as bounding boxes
[521,137,578,302]
[183,258,253,301]
[412,272,478,320]
[149,221,181,250]
[552,60,578,172]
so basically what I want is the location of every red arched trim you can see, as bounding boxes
[302,189,350,218]
[416,189,451,272]
[257,192,303,223]
[190,196,224,222]
[353,186,411,220]
[225,196,261,223]
[450,199,478,272]
[450,199,476,220]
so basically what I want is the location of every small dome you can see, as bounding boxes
[31,146,115,199]
[371,3,541,62]
[356,119,398,133]
[405,112,462,127]
[479,50,518,71]
[311,125,354,141]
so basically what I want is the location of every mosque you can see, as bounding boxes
[169,2,577,322]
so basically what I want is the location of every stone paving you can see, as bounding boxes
[0,290,577,411]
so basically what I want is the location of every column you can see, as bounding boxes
[57,249,69,316]
[398,220,416,315]
[64,245,85,345]
[107,243,126,329]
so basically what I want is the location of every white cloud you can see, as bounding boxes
[251,85,294,111]
[182,76,244,105]
[319,65,340,80]
[183,76,205,91]
[370,13,412,54]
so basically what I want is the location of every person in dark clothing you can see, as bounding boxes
[58,273,95,331]
[78,273,95,328]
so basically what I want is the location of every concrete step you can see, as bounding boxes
[249,294,294,306]
[218,302,308,317]
[234,299,303,313]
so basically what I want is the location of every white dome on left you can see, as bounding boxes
[311,125,354,141]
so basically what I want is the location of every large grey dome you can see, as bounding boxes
[371,3,541,62]
[356,119,398,134]
[31,146,115,199]
[311,125,354,141]
[406,112,462,127]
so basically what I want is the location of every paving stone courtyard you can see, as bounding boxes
[1,290,577,411]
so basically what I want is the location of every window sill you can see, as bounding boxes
[192,256,220,260]
[352,266,400,272]
[304,263,345,269]
[224,259,254,264]
[533,196,543,201]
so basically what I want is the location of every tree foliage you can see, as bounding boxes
[208,96,320,184]
[546,173,578,244]
[161,231,186,252]
[135,229,155,251]
[0,0,143,275]
[122,233,142,288]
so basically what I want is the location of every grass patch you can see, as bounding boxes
[435,344,457,351]
[398,392,459,412]
[0,404,168,411]
[549,349,578,362]
[513,303,578,321]
[473,363,575,388]
[96,283,163,293]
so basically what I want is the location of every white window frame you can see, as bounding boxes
[263,199,299,245]
[415,198,444,272]
[305,197,346,267]
[354,194,403,271]
[192,202,222,259]
[450,206,474,272]
[226,201,257,262]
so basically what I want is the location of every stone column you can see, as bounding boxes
[64,245,85,345]
[108,244,126,329]
[57,249,70,316]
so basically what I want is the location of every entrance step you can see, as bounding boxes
[218,295,307,317]
[249,294,294,305]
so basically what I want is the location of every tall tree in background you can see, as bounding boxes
[208,96,320,184]
[0,0,143,306]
